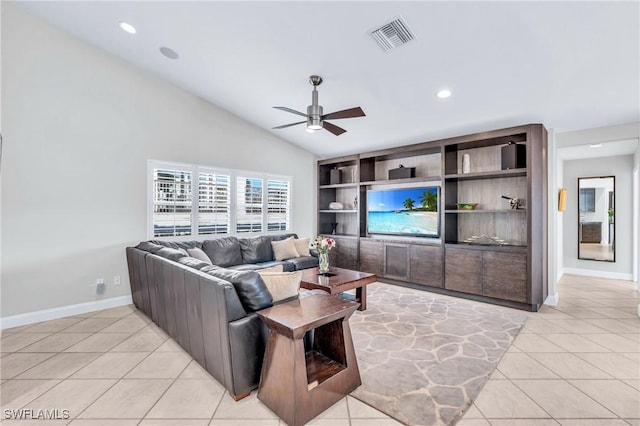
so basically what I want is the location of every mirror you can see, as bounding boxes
[578,176,615,262]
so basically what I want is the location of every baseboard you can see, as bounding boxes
[563,268,634,281]
[0,295,134,330]
[544,292,559,306]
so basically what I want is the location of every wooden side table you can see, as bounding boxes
[257,294,361,426]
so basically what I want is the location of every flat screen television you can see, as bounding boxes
[367,186,440,238]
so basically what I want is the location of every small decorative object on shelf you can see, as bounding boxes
[462,153,471,174]
[353,196,358,210]
[457,202,479,210]
[330,167,341,185]
[501,141,526,170]
[313,236,336,274]
[389,164,416,180]
[330,222,338,235]
[463,234,508,246]
[329,202,344,210]
[501,195,523,209]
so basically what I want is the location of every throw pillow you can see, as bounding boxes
[259,264,284,273]
[271,237,300,261]
[187,247,212,264]
[258,271,302,302]
[293,237,311,257]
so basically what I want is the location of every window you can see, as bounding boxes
[236,176,263,233]
[149,161,291,239]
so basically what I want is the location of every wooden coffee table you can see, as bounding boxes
[299,266,377,311]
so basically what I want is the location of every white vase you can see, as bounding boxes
[318,252,330,273]
[462,154,471,174]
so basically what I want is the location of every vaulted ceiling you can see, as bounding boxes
[14,1,640,158]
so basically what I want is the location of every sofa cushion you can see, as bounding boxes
[258,271,302,302]
[271,237,300,261]
[149,240,202,250]
[178,256,212,271]
[156,247,188,262]
[202,237,243,267]
[202,267,273,312]
[285,256,319,271]
[135,241,165,254]
[239,235,274,264]
[187,247,212,264]
[258,264,284,273]
[293,237,311,257]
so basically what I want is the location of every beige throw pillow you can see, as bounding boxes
[293,237,311,257]
[259,264,284,273]
[271,237,300,261]
[258,271,302,302]
[187,248,212,264]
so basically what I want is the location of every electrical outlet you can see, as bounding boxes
[96,278,105,295]
[114,275,121,286]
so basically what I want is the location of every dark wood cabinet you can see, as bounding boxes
[359,239,384,276]
[329,237,358,270]
[445,247,482,294]
[482,251,527,303]
[318,123,547,311]
[410,245,443,288]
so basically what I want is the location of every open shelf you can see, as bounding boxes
[444,169,526,181]
[360,175,441,186]
[445,209,527,214]
[319,210,358,213]
[319,183,358,189]
[305,350,346,390]
[319,233,358,239]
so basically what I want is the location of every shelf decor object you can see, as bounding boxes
[330,222,338,235]
[328,202,344,210]
[463,234,508,246]
[501,195,523,209]
[388,164,415,180]
[501,141,526,170]
[462,153,471,174]
[330,167,341,185]
[457,203,479,210]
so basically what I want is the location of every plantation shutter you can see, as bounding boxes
[198,172,231,235]
[267,179,290,231]
[236,176,263,233]
[152,168,193,237]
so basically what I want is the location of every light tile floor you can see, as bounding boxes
[0,274,638,426]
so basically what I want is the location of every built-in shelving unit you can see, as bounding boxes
[317,124,548,311]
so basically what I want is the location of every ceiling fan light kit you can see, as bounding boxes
[273,75,365,136]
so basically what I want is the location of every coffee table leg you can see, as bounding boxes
[355,286,366,311]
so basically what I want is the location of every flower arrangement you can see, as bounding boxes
[313,236,336,254]
[313,236,336,273]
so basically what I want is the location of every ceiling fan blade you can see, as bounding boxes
[322,107,365,121]
[272,120,306,130]
[323,121,347,136]
[273,106,308,118]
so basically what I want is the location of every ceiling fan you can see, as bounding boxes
[273,75,365,136]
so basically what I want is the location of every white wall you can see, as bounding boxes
[1,5,317,318]
[563,155,634,278]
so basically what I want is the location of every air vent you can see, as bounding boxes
[371,17,415,51]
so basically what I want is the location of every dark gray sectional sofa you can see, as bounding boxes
[126,233,318,400]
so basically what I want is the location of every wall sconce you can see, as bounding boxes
[558,188,567,212]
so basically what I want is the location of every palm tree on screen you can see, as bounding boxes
[403,198,415,211]
[420,191,438,212]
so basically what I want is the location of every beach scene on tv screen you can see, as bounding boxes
[368,187,439,236]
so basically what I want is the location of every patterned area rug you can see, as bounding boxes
[349,282,527,426]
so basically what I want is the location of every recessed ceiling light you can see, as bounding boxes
[437,89,451,99]
[160,46,179,60]
[119,22,136,34]
[590,144,603,148]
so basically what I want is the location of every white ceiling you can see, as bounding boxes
[14,1,640,158]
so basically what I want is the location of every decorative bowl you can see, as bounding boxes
[328,202,344,210]
[457,203,479,210]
